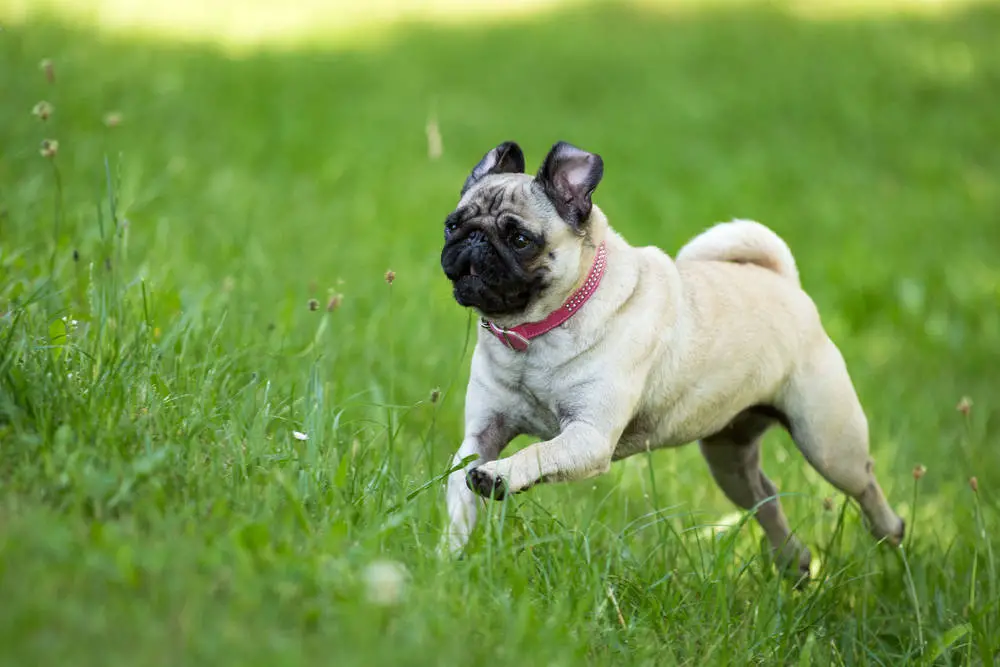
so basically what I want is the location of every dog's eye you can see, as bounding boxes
[444,219,460,239]
[510,233,531,250]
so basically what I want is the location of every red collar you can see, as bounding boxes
[481,241,608,351]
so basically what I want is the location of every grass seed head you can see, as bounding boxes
[913,464,926,480]
[32,101,53,121]
[426,115,443,160]
[956,396,972,416]
[39,58,54,83]
[384,269,396,285]
[39,139,59,158]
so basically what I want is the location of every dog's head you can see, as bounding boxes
[440,141,605,322]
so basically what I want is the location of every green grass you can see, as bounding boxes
[2,1,1000,664]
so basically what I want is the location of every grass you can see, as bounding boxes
[2,0,1000,664]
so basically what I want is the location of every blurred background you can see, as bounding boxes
[2,0,999,663]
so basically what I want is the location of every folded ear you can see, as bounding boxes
[535,141,604,231]
[461,141,526,196]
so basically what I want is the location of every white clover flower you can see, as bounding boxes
[362,559,408,606]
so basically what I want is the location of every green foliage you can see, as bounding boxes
[2,1,1000,665]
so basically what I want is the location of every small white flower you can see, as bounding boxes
[362,559,408,606]
[292,430,308,441]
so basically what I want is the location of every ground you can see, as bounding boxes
[1,0,999,664]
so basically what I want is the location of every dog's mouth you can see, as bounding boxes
[451,263,506,313]
[453,263,481,286]
[441,246,541,317]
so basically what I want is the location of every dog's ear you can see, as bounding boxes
[535,141,604,231]
[461,141,526,196]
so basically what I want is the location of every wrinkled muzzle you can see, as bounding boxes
[441,231,533,317]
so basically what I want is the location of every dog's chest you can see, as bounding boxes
[495,360,567,440]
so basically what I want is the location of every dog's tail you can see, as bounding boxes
[676,219,800,285]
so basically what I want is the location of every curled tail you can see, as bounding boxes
[676,218,800,285]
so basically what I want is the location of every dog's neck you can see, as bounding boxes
[567,209,609,296]
[485,207,611,330]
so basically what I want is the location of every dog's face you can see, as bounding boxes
[440,141,604,320]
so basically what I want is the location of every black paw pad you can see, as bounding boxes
[466,467,508,500]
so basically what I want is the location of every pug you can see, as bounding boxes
[439,140,904,577]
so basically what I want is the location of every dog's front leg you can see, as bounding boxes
[467,421,614,499]
[443,409,516,556]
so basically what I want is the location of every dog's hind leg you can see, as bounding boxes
[778,338,905,546]
[700,409,812,579]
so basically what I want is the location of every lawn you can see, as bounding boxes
[2,0,1000,664]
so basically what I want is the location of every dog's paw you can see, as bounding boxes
[765,537,812,588]
[437,529,469,561]
[786,546,813,589]
[436,538,467,562]
[867,514,906,548]
[466,465,508,500]
[883,516,905,548]
[894,517,906,546]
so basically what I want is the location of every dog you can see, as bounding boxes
[439,140,904,577]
